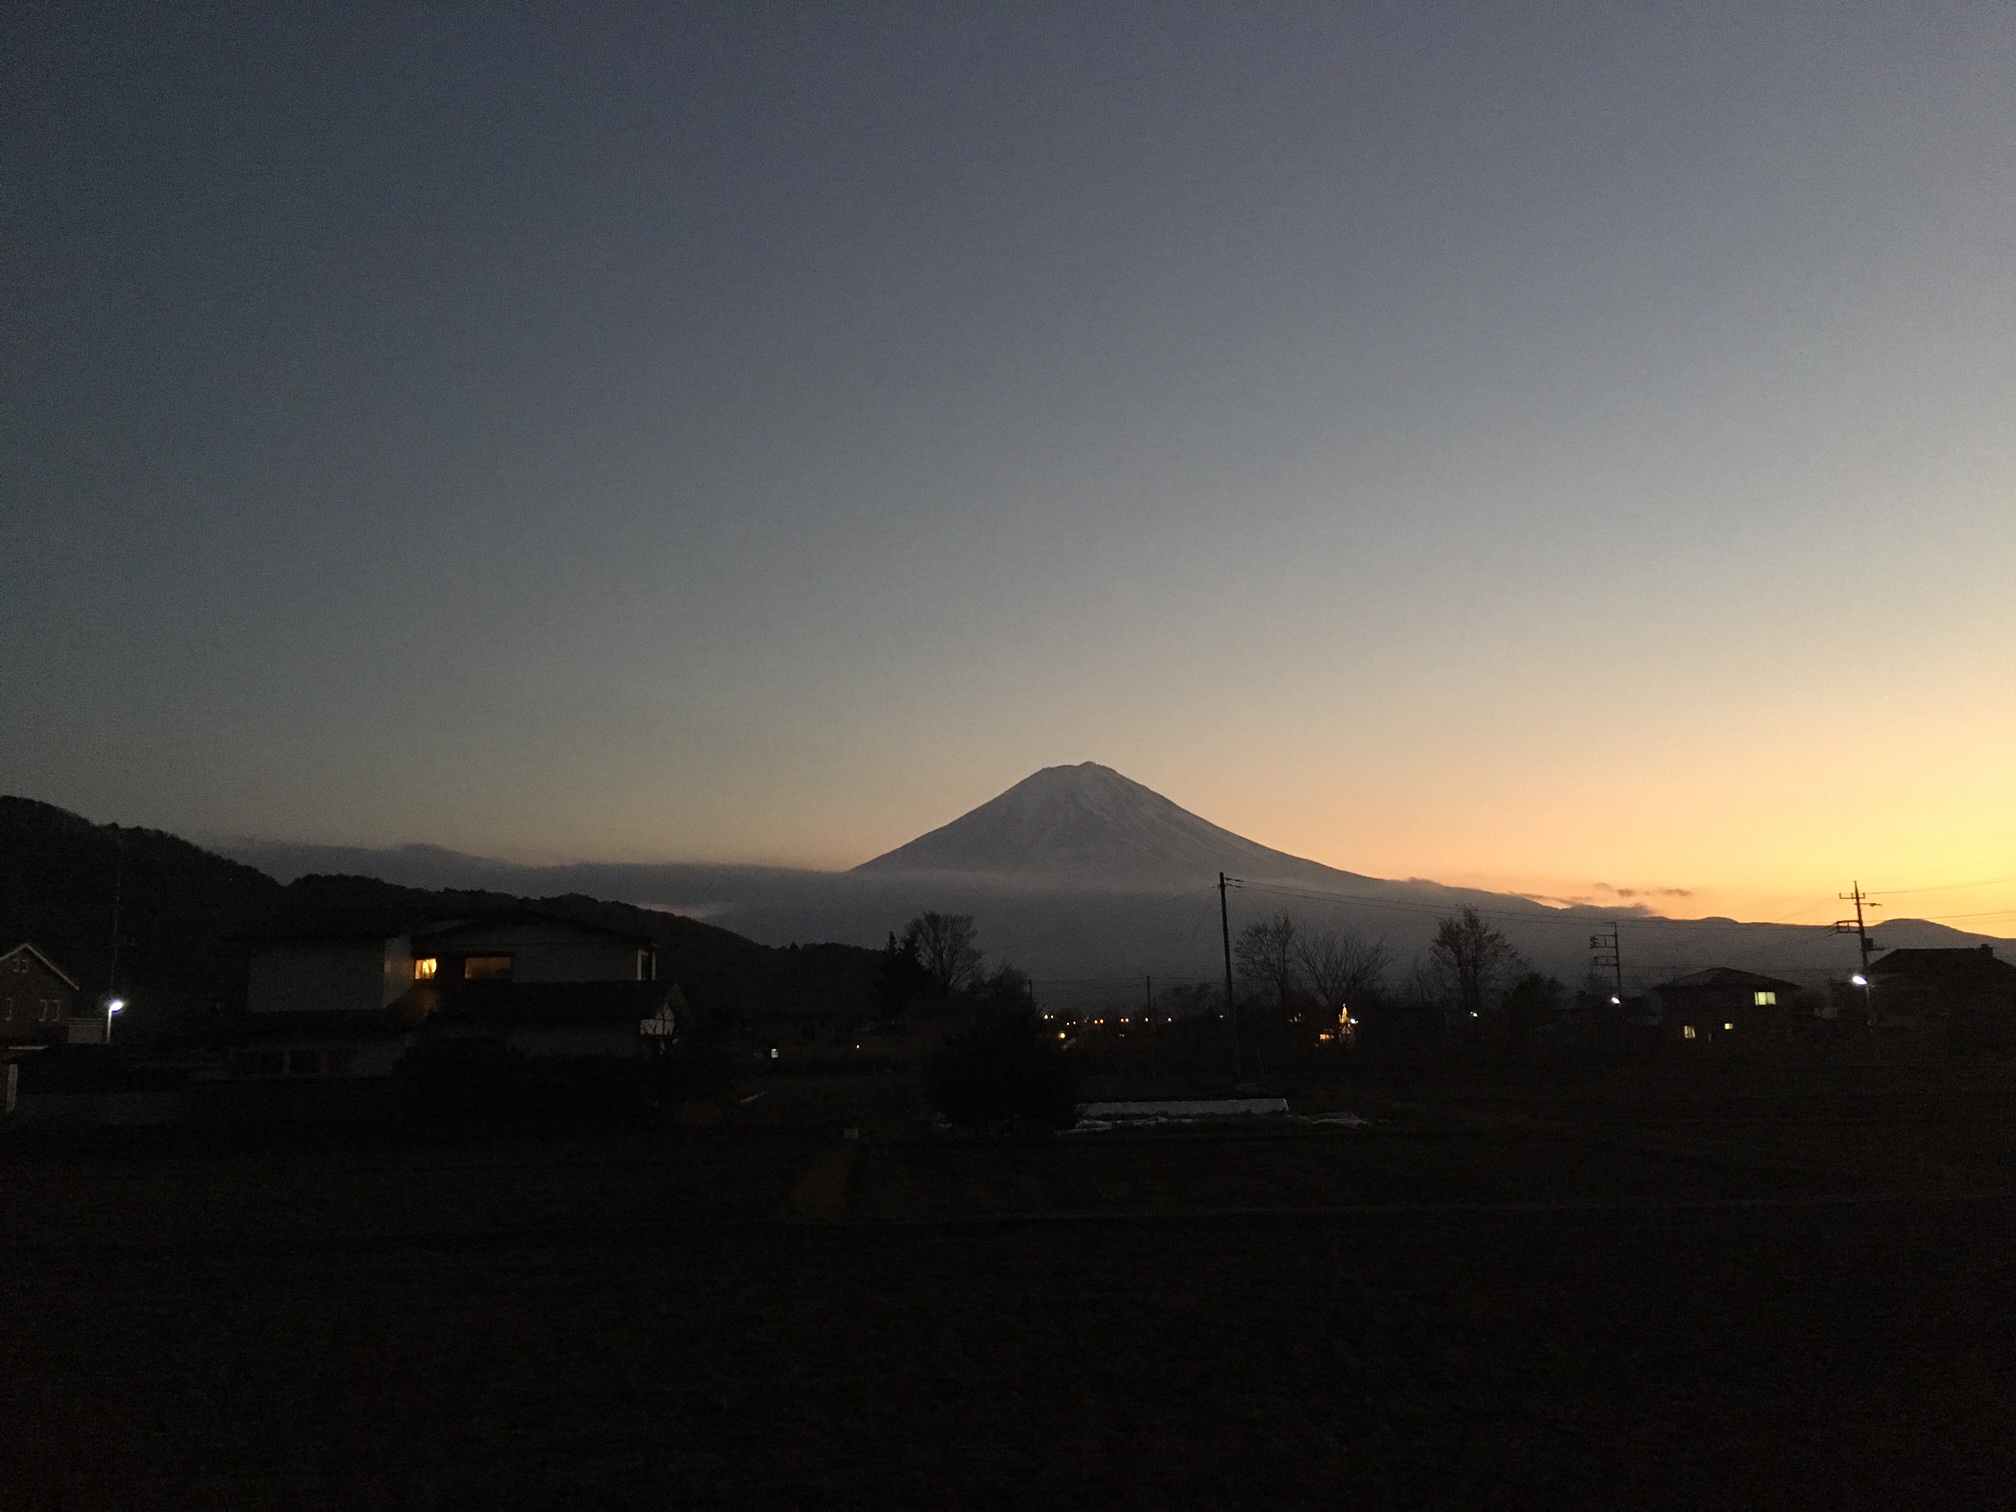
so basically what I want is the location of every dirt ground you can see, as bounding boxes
[3,1061,2014,1509]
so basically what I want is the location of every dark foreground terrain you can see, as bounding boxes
[4,1061,2014,1509]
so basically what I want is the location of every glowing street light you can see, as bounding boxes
[1850,974,1868,988]
[104,996,125,1043]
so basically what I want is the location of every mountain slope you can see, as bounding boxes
[1,796,879,1038]
[854,762,1372,885]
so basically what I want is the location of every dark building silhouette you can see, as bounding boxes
[229,911,681,1082]
[2,942,86,1116]
[1,943,81,1048]
[1652,967,1803,1050]
[1867,945,2016,1044]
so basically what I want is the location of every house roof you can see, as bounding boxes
[1,942,80,991]
[242,909,658,951]
[238,916,456,947]
[1654,967,1803,994]
[411,912,658,949]
[1870,945,2016,985]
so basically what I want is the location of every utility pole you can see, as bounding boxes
[105,834,126,1041]
[1588,923,1623,1002]
[1145,974,1155,1079]
[1219,873,1240,1078]
[1835,882,1881,1030]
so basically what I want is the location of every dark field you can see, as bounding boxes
[5,1063,2015,1509]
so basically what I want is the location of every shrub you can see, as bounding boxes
[927,1010,1079,1136]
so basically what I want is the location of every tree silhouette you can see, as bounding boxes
[1294,927,1393,1018]
[872,931,932,1021]
[902,912,983,997]
[1234,911,1300,1020]
[1429,907,1522,1023]
[928,1008,1079,1135]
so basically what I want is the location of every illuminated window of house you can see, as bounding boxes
[463,955,513,981]
[1723,1022,1734,1031]
[413,958,438,981]
[1682,1025,1697,1040]
[1752,990,1776,1006]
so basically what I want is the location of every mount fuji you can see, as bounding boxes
[854,762,1361,885]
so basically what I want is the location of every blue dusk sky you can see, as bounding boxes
[5,3,2014,926]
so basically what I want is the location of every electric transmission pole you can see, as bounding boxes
[1145,974,1155,1078]
[1835,883,1881,1029]
[1589,922,1623,1002]
[1219,872,1240,1078]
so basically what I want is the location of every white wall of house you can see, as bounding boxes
[249,938,413,1013]
[416,921,650,983]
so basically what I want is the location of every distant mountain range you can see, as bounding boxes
[204,763,2012,1008]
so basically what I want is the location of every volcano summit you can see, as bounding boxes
[854,762,1367,886]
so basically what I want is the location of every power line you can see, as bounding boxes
[1863,871,2016,896]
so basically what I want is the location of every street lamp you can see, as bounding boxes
[104,997,124,1044]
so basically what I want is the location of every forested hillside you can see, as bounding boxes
[0,797,877,1041]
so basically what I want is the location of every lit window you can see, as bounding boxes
[414,958,438,981]
[1752,990,1776,1006]
[1723,1023,1734,1032]
[462,955,513,981]
[1682,1025,1697,1040]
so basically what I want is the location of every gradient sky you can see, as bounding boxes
[5,3,2014,929]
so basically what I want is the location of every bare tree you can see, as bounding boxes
[1428,907,1523,1022]
[1294,928,1393,1018]
[1234,911,1300,1019]
[902,912,983,996]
